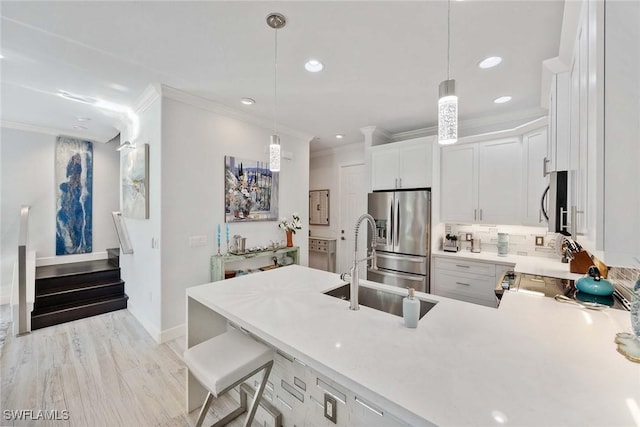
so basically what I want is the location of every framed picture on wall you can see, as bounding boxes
[122,143,149,219]
[225,155,279,222]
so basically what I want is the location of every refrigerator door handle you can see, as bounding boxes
[395,199,400,251]
[388,198,394,247]
[368,268,424,282]
[376,253,423,263]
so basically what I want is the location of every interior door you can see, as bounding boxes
[339,163,366,275]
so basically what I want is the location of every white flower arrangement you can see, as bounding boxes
[278,213,302,234]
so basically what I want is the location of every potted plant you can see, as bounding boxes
[278,213,302,247]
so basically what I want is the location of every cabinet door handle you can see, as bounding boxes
[539,209,542,223]
[455,281,471,286]
[474,209,477,221]
[455,264,470,268]
[398,178,402,188]
[543,157,550,177]
[479,209,483,221]
[395,178,398,188]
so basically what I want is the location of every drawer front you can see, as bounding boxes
[434,257,496,277]
[433,269,496,304]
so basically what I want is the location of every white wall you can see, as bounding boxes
[0,126,119,302]
[158,95,310,336]
[119,96,163,338]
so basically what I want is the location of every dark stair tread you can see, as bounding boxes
[32,295,129,317]
[36,259,119,280]
[31,296,128,330]
[36,279,125,298]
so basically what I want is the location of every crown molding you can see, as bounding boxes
[392,126,437,142]
[160,84,314,142]
[134,83,161,115]
[1,120,113,143]
[456,116,547,145]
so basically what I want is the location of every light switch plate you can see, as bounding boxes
[324,393,337,424]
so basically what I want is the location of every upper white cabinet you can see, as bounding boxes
[370,137,433,191]
[441,138,522,225]
[547,72,571,173]
[440,144,477,222]
[477,139,523,224]
[523,128,548,226]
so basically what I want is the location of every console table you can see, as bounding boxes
[309,237,337,273]
[210,246,300,282]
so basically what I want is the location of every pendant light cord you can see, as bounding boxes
[273,28,278,135]
[447,0,451,80]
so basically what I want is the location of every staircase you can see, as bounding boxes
[31,250,128,330]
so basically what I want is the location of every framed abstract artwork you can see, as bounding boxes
[122,143,149,219]
[55,136,93,255]
[225,156,278,222]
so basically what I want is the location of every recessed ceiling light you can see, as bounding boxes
[494,96,512,104]
[76,116,92,122]
[72,125,88,130]
[478,56,503,69]
[305,59,324,73]
[240,97,255,105]
[335,134,345,139]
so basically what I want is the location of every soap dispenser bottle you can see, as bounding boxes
[403,288,420,328]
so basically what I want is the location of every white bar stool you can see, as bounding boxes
[184,328,274,427]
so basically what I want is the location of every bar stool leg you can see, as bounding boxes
[243,361,273,427]
[195,392,214,427]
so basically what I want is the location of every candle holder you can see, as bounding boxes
[217,242,221,256]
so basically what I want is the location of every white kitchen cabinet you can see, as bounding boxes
[432,256,506,308]
[546,72,571,174]
[441,138,522,225]
[440,144,477,222]
[522,128,548,226]
[370,137,433,191]
[477,138,522,224]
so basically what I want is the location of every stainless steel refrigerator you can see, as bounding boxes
[367,190,431,293]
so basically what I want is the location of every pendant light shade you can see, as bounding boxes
[269,134,281,172]
[438,79,457,145]
[267,13,286,172]
[438,0,458,145]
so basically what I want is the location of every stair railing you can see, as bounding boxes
[17,205,30,336]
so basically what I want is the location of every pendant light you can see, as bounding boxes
[438,0,458,145]
[267,13,286,172]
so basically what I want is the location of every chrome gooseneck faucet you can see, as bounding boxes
[340,214,378,310]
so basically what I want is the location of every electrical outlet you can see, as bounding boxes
[535,236,544,246]
[465,233,473,241]
[324,393,337,424]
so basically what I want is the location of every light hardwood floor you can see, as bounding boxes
[0,308,254,427]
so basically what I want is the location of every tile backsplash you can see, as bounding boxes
[445,224,561,259]
[608,267,640,294]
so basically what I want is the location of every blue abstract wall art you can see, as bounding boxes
[55,137,93,255]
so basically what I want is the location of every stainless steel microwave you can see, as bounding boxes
[541,171,570,235]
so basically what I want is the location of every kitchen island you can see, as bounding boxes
[186,265,639,426]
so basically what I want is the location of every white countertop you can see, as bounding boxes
[432,249,585,280]
[187,265,639,426]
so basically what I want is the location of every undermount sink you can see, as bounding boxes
[323,284,437,320]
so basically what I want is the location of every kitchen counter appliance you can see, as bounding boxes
[495,270,630,311]
[367,190,431,293]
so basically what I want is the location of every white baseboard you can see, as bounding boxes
[126,302,161,344]
[160,323,185,344]
[37,251,108,267]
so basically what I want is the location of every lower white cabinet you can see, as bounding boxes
[432,256,515,308]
